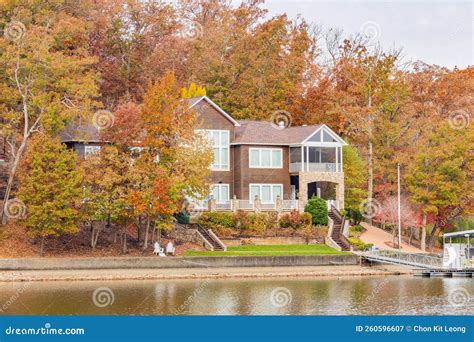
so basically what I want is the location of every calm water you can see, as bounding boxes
[0,276,472,315]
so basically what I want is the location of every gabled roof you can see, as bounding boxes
[233,121,322,145]
[232,121,347,146]
[187,96,240,126]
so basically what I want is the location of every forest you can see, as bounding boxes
[0,0,472,255]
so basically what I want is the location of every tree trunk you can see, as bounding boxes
[367,139,374,225]
[122,230,127,253]
[421,212,427,251]
[1,139,27,224]
[143,216,150,250]
[151,223,156,243]
[40,236,45,257]
[427,224,439,250]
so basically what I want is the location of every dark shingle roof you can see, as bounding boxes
[233,120,321,145]
[59,124,100,143]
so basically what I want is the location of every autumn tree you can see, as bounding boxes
[183,1,317,120]
[17,135,83,256]
[81,146,133,249]
[181,83,206,98]
[378,196,419,247]
[406,124,473,251]
[0,0,99,223]
[105,71,213,250]
[87,0,181,105]
[343,144,367,210]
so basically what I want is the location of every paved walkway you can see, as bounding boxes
[359,222,423,253]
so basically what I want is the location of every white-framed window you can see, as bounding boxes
[84,145,101,159]
[198,130,230,171]
[249,184,283,203]
[249,148,282,168]
[211,184,230,203]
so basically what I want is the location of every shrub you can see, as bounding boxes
[304,196,328,225]
[174,210,190,224]
[343,207,363,225]
[243,212,269,236]
[279,210,312,229]
[348,237,373,251]
[198,212,234,228]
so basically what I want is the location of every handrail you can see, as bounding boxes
[207,228,227,251]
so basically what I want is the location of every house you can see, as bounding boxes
[189,96,347,212]
[51,96,347,212]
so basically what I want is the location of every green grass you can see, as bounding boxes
[183,244,349,257]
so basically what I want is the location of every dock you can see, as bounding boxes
[414,268,474,277]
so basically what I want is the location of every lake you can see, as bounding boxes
[0,276,472,315]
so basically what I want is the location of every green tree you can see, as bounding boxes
[406,125,473,250]
[17,135,83,256]
[0,1,99,223]
[304,196,328,225]
[343,144,367,209]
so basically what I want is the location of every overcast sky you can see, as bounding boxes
[262,0,473,69]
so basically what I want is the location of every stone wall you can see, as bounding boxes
[298,171,344,210]
[0,254,358,270]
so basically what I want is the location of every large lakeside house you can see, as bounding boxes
[0,96,347,213]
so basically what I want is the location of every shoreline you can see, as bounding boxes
[0,265,413,282]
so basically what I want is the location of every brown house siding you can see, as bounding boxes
[233,145,291,200]
[194,100,236,195]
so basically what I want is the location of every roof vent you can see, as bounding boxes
[278,121,286,128]
[302,124,307,127]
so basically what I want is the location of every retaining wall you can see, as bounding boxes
[0,254,358,271]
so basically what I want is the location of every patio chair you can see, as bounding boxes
[166,242,176,256]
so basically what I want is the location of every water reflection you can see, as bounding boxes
[0,276,472,315]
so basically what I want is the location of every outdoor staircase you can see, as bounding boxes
[196,225,226,251]
[328,207,351,251]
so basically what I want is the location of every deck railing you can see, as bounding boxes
[290,162,338,173]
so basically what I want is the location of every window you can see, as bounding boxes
[307,128,338,143]
[249,184,283,203]
[84,145,101,159]
[211,184,229,203]
[200,130,230,171]
[249,148,282,168]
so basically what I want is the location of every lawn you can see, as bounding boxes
[183,244,349,257]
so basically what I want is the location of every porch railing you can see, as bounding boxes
[290,162,338,173]
[282,200,298,210]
